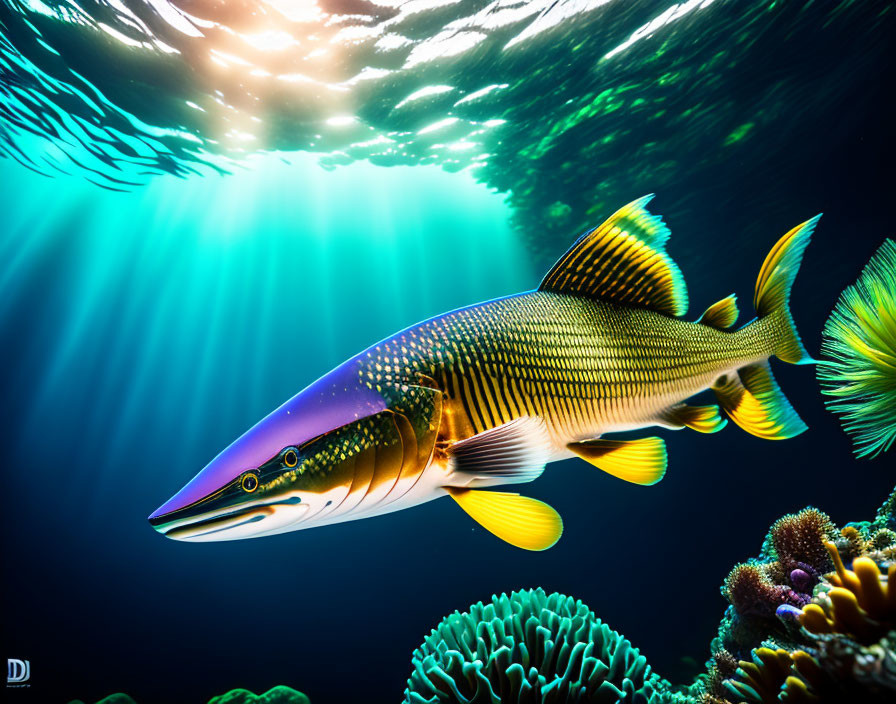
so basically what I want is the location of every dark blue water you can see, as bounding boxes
[2,2,895,703]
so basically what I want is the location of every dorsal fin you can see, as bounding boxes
[698,294,739,329]
[539,195,688,316]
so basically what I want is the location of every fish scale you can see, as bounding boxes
[355,292,777,445]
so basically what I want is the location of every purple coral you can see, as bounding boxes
[790,568,812,592]
[723,564,809,619]
[776,604,804,622]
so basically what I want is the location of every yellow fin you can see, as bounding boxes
[567,437,667,485]
[445,488,562,551]
[661,404,728,433]
[697,294,739,329]
[539,195,688,317]
[713,361,807,439]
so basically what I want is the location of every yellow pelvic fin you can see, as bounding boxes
[445,488,563,551]
[661,404,728,433]
[538,195,688,317]
[697,294,739,329]
[567,437,667,485]
[713,361,808,440]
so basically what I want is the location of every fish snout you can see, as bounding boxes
[148,495,308,541]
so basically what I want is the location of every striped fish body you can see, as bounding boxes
[359,290,782,455]
[149,195,818,549]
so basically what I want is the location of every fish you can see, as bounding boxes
[149,196,819,550]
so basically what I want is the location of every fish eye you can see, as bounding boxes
[240,473,259,493]
[283,448,298,467]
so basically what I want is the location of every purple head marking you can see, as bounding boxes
[149,357,386,519]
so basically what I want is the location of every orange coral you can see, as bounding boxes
[800,541,896,645]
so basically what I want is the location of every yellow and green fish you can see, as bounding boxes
[150,196,818,550]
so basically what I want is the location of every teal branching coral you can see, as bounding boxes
[68,686,310,704]
[818,239,896,458]
[405,588,668,704]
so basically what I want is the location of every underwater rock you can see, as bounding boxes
[818,238,896,459]
[405,587,667,703]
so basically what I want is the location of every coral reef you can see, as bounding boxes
[716,508,836,660]
[68,687,310,704]
[818,238,896,458]
[403,487,896,704]
[405,587,667,704]
[763,509,837,576]
[711,490,896,703]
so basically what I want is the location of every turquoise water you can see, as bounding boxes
[3,2,896,703]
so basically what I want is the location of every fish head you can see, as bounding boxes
[149,359,441,541]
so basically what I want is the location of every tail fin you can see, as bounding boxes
[710,217,820,440]
[753,215,821,365]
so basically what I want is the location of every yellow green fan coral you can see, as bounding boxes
[818,239,896,458]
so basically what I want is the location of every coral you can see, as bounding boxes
[405,588,667,704]
[68,688,310,704]
[870,529,896,550]
[699,649,739,704]
[719,527,896,702]
[835,525,868,564]
[818,238,896,458]
[209,687,311,704]
[723,564,808,621]
[764,509,836,575]
[721,648,823,704]
[874,487,896,531]
[717,513,834,659]
[800,542,895,646]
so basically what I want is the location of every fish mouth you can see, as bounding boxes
[149,496,308,541]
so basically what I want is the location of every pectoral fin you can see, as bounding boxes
[447,416,551,487]
[567,437,667,485]
[445,487,563,551]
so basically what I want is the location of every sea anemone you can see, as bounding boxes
[818,238,896,458]
[404,588,665,704]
